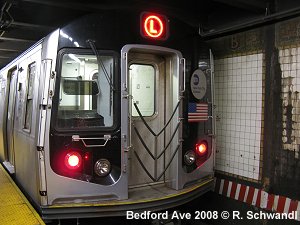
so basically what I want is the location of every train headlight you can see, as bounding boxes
[94,159,111,177]
[184,150,196,166]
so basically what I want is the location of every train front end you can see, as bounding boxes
[40,11,215,219]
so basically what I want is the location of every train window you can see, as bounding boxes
[129,64,155,117]
[24,63,36,131]
[56,53,114,129]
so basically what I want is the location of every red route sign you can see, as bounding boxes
[140,12,169,40]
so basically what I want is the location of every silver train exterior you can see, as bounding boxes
[0,11,215,219]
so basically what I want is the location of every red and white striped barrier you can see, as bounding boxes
[214,178,300,221]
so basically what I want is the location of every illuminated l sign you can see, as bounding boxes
[140,12,169,40]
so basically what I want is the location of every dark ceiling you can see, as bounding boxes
[0,0,300,68]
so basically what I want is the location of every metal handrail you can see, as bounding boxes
[181,58,186,93]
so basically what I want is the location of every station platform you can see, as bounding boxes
[0,164,45,225]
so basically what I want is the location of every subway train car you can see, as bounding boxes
[0,10,215,219]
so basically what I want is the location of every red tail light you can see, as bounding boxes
[195,142,208,156]
[64,151,82,170]
[84,152,90,160]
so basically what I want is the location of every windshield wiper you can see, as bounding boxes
[86,39,115,91]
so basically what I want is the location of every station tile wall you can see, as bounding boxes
[279,46,300,159]
[214,54,264,180]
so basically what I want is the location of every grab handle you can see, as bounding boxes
[180,58,186,93]
[72,135,111,148]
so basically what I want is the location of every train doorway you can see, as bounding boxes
[121,45,185,190]
[4,68,18,173]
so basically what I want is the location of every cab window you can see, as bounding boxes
[56,53,114,129]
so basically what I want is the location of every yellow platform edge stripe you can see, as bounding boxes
[0,164,45,225]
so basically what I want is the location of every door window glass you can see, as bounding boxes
[24,63,35,130]
[129,64,155,117]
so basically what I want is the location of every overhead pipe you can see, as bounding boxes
[199,6,300,39]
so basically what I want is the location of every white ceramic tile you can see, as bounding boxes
[215,54,263,180]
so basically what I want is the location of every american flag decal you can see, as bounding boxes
[188,103,208,122]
